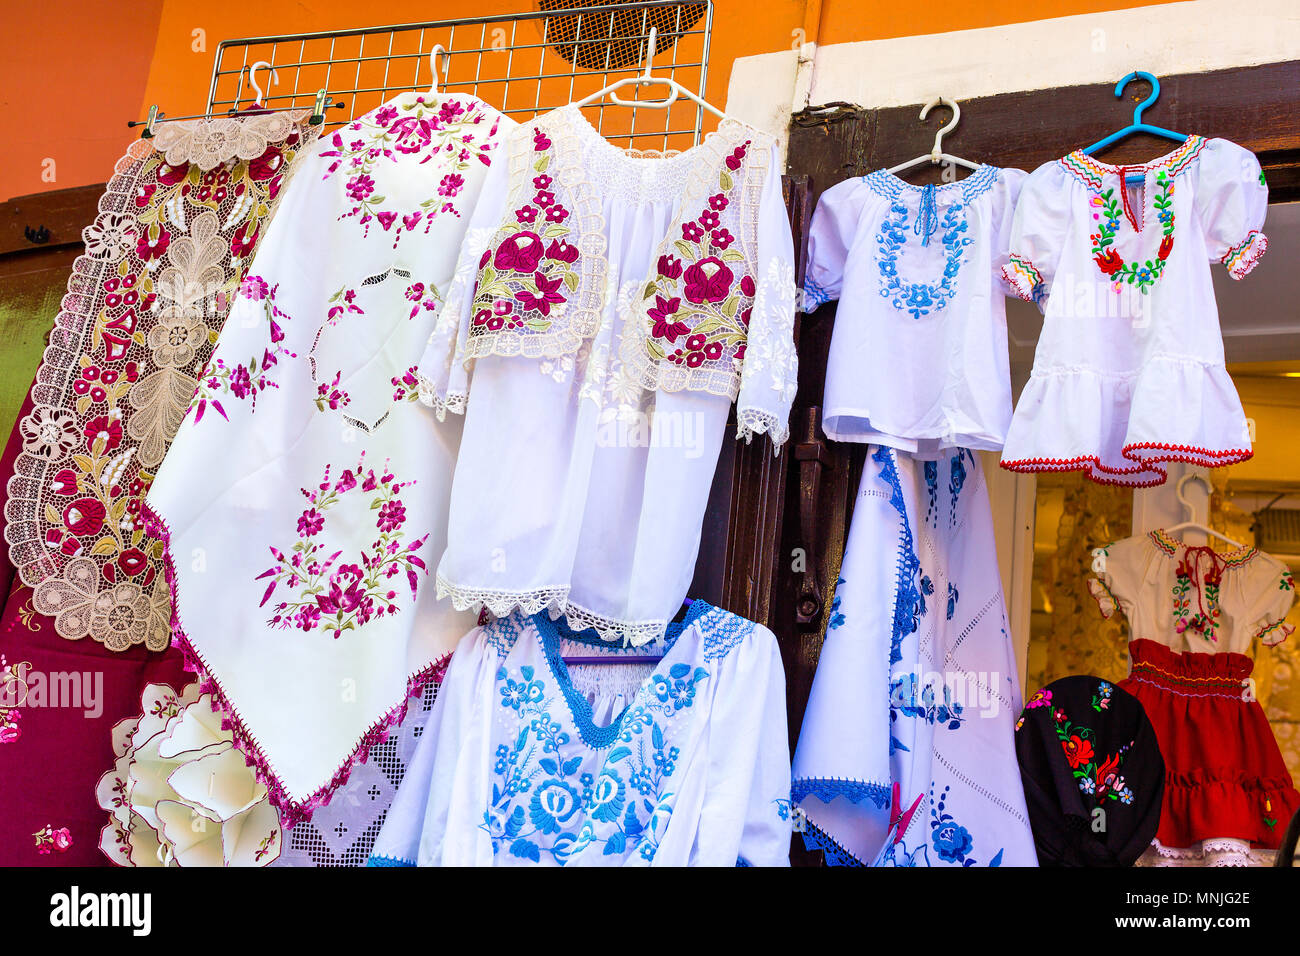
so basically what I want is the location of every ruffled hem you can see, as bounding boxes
[1137,838,1275,867]
[434,572,668,647]
[366,854,416,867]
[1001,357,1252,486]
[1222,230,1267,280]
[141,501,450,828]
[1151,767,1298,851]
[1258,619,1294,646]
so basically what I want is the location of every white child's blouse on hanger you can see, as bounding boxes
[999,136,1268,486]
[417,105,800,646]
[803,165,1025,453]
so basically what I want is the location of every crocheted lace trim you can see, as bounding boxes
[434,572,669,647]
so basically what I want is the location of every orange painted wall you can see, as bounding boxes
[1,1,164,201]
[2,0,1179,201]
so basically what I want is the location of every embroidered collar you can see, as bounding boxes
[862,164,1001,205]
[531,600,714,748]
[1059,135,1207,191]
[1147,528,1258,566]
[861,169,998,319]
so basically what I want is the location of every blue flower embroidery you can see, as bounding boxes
[875,197,972,318]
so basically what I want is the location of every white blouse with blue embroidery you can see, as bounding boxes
[367,600,792,866]
[802,165,1025,453]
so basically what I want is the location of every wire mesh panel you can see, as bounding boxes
[206,1,713,152]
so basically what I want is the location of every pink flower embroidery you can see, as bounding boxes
[533,128,552,151]
[515,272,566,315]
[710,228,735,250]
[545,239,579,264]
[544,204,568,223]
[494,232,544,273]
[648,296,688,342]
[683,257,734,304]
[740,274,756,297]
[516,206,539,225]
[708,193,729,211]
[682,222,705,243]
[657,254,683,280]
[438,173,464,197]
[297,509,324,538]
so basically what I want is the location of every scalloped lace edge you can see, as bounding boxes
[435,572,668,647]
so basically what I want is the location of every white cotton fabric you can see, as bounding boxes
[1000,137,1268,486]
[146,93,509,805]
[804,166,1024,452]
[367,602,792,866]
[792,447,1038,866]
[416,106,799,646]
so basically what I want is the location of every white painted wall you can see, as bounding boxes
[726,0,1300,151]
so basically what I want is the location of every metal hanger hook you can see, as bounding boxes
[919,96,960,164]
[248,60,279,107]
[429,44,451,93]
[1114,70,1160,126]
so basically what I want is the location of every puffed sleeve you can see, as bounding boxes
[694,624,792,866]
[801,177,865,312]
[1244,558,1296,646]
[735,145,799,448]
[1086,532,1150,621]
[991,167,1028,290]
[416,146,512,418]
[1194,138,1269,279]
[1002,161,1071,305]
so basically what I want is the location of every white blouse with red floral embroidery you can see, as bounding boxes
[417,105,799,646]
[144,93,509,814]
[999,136,1268,487]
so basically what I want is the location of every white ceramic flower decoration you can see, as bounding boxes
[95,682,282,866]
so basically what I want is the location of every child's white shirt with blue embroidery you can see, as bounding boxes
[368,601,793,866]
[802,166,1025,453]
[999,137,1267,486]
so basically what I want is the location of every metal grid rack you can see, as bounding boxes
[205,2,713,151]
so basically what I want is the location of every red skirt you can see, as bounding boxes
[1119,638,1299,850]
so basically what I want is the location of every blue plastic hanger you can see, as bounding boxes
[1082,72,1187,185]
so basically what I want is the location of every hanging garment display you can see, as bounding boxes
[1089,530,1299,865]
[802,166,1024,452]
[999,137,1267,486]
[792,446,1037,866]
[3,109,319,651]
[143,93,508,824]
[367,600,792,866]
[1015,675,1166,866]
[417,105,799,646]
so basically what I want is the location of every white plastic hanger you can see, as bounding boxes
[427,44,450,94]
[248,61,279,108]
[1163,472,1246,549]
[572,27,727,121]
[887,97,981,176]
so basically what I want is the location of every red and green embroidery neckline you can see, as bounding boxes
[1147,528,1259,567]
[1061,135,1208,294]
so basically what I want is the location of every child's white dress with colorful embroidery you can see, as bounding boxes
[1089,530,1299,865]
[1000,137,1267,486]
[418,106,799,646]
[792,447,1038,866]
[366,601,792,866]
[803,166,1024,452]
[144,94,508,818]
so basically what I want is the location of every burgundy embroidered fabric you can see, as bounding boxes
[0,388,189,864]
